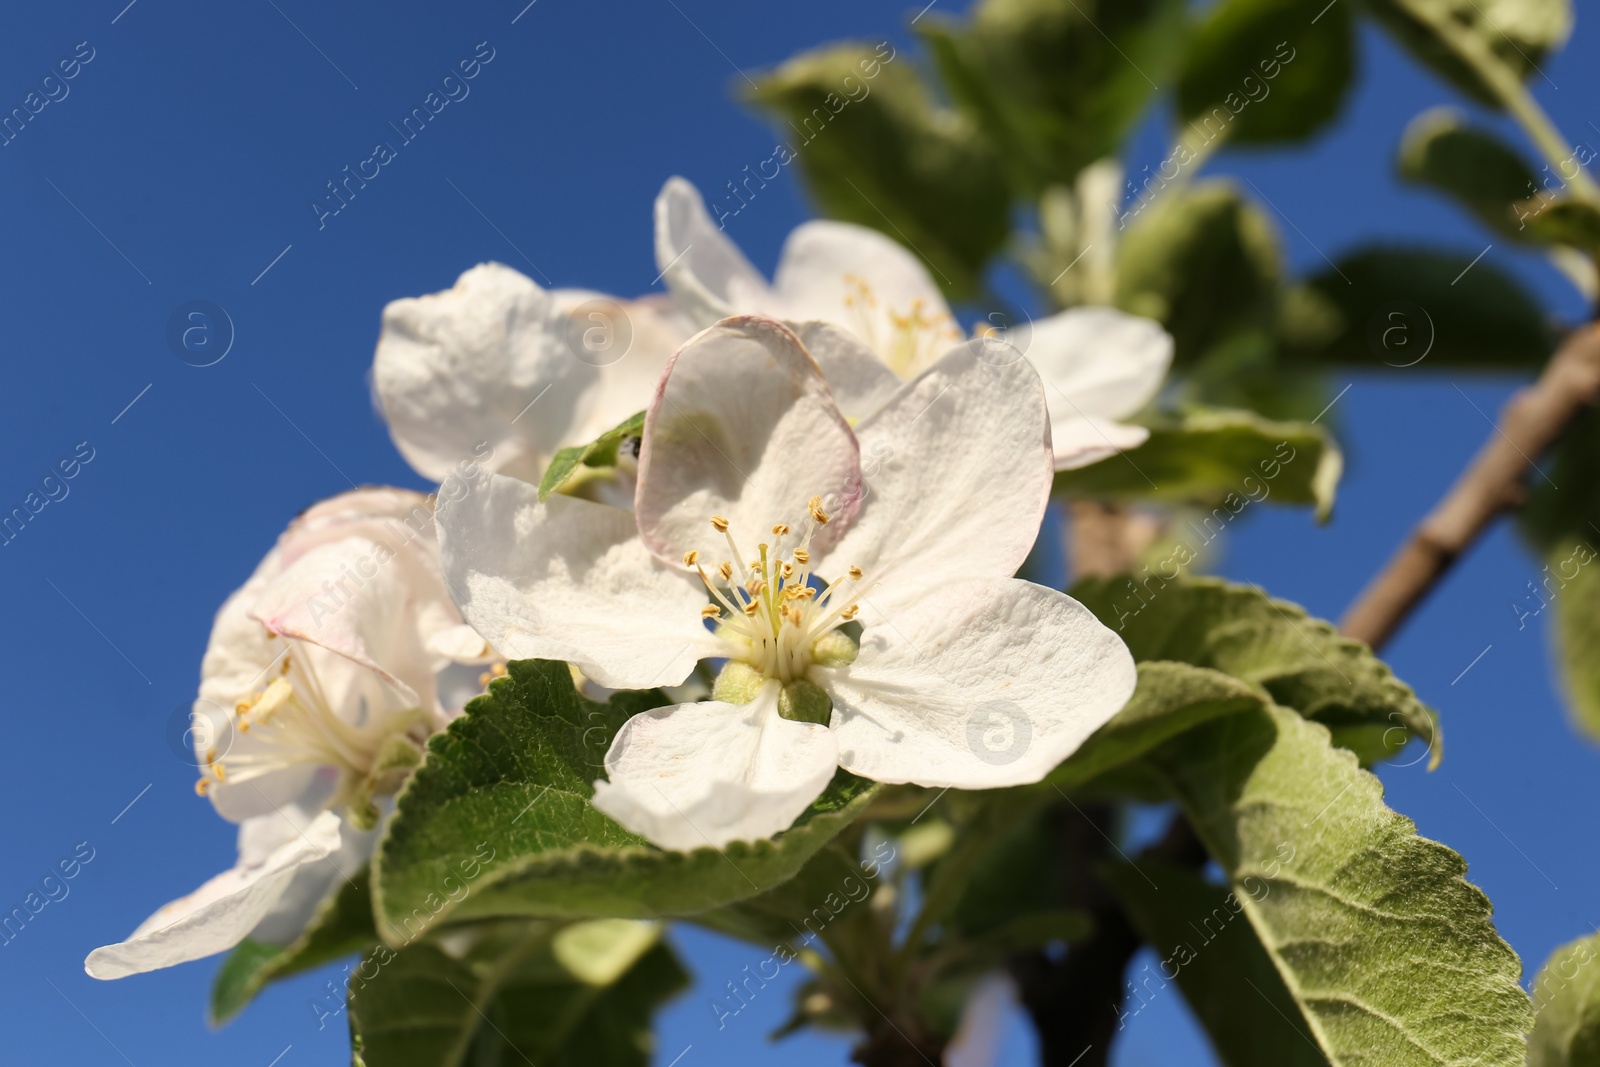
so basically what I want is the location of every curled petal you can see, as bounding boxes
[654,177,775,327]
[821,578,1135,789]
[593,686,839,850]
[84,811,343,979]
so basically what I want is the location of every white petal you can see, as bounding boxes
[654,177,776,327]
[821,578,1135,789]
[635,316,862,564]
[792,320,905,422]
[437,473,720,690]
[1009,306,1172,423]
[84,811,343,979]
[592,685,839,850]
[823,341,1053,610]
[570,295,694,443]
[772,221,960,377]
[1050,417,1152,471]
[239,804,377,945]
[372,262,600,483]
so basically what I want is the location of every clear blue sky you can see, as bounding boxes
[1,2,1595,1065]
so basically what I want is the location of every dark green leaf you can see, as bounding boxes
[1362,0,1572,107]
[1281,244,1556,370]
[1178,0,1354,145]
[1527,931,1600,1066]
[1071,576,1440,767]
[373,660,877,940]
[211,869,378,1026]
[539,411,645,501]
[1101,858,1329,1066]
[918,0,1188,190]
[1141,703,1532,1065]
[745,43,1010,298]
[1115,181,1282,366]
[1052,408,1341,520]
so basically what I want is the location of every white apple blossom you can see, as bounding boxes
[436,316,1135,850]
[372,261,692,487]
[654,177,1174,469]
[86,488,491,979]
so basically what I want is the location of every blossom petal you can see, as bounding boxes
[84,811,343,979]
[570,295,694,443]
[373,262,599,483]
[635,316,862,564]
[772,221,959,377]
[820,578,1135,788]
[437,473,720,690]
[793,320,905,422]
[824,341,1052,610]
[654,177,775,327]
[239,804,377,945]
[1013,306,1171,421]
[1049,417,1152,471]
[592,685,839,850]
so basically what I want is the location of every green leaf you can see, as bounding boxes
[744,43,1010,298]
[348,920,688,1067]
[1071,576,1440,767]
[1362,0,1572,107]
[1052,408,1342,520]
[918,0,1188,190]
[1177,0,1354,145]
[1142,703,1532,1066]
[1398,108,1600,251]
[211,869,378,1026]
[1100,858,1329,1066]
[1115,181,1282,366]
[539,411,644,501]
[1281,244,1555,370]
[373,660,877,940]
[1528,932,1600,1066]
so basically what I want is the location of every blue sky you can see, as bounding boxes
[1,2,1596,1065]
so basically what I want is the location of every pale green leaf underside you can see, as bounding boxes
[1527,931,1600,1066]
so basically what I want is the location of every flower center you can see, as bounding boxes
[196,647,427,828]
[841,274,962,378]
[687,496,863,696]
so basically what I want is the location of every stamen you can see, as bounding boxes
[849,566,863,581]
[702,604,722,619]
[683,550,700,566]
[710,515,729,533]
[809,496,829,525]
[718,561,733,581]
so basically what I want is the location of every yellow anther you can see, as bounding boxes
[205,747,218,765]
[718,561,733,581]
[809,496,830,525]
[702,604,722,619]
[772,523,790,536]
[794,549,810,565]
[711,515,729,533]
[848,566,863,581]
[195,778,210,796]
[781,562,794,579]
[281,655,292,675]
[788,607,804,627]
[683,550,700,566]
[491,663,507,677]
[743,601,759,616]
[213,762,227,782]
[235,700,250,716]
[841,605,860,621]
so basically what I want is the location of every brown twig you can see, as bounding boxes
[1341,323,1600,648]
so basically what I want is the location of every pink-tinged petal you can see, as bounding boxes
[822,341,1053,611]
[773,221,961,377]
[437,473,720,690]
[84,811,343,979]
[654,177,776,327]
[635,316,862,565]
[820,578,1135,789]
[372,262,599,483]
[592,685,839,850]
[793,321,905,422]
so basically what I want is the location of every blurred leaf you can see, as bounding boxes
[1115,181,1282,366]
[211,869,377,1026]
[1141,702,1532,1065]
[1052,408,1341,520]
[540,410,643,501]
[1519,407,1600,740]
[1362,0,1572,106]
[1101,858,1329,1066]
[348,921,687,1067]
[1527,931,1600,1066]
[1071,576,1440,767]
[1281,244,1556,369]
[918,0,1187,190]
[745,43,1010,297]
[373,660,877,940]
[1178,0,1355,145]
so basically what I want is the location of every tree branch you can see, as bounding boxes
[1340,324,1600,648]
